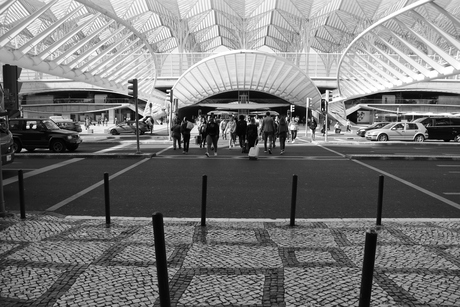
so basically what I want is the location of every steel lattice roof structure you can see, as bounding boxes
[1,0,460,120]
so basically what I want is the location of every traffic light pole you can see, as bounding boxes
[305,98,310,137]
[325,112,328,142]
[128,79,141,154]
[134,96,141,154]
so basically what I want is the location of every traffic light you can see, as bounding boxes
[290,105,295,113]
[321,99,327,113]
[128,79,138,98]
[166,89,172,104]
[326,90,333,103]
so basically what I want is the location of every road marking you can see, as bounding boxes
[45,158,150,212]
[3,158,85,186]
[96,143,131,153]
[156,145,173,155]
[438,165,460,167]
[316,144,347,158]
[353,159,460,210]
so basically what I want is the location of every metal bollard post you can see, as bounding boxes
[376,175,384,226]
[104,172,110,225]
[18,170,25,219]
[152,212,171,307]
[290,174,298,227]
[201,175,207,227]
[358,229,378,307]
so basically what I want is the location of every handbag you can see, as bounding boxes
[186,121,194,130]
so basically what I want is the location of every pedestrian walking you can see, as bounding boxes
[273,116,279,148]
[225,116,237,148]
[235,115,247,150]
[181,117,192,154]
[277,116,289,154]
[289,117,298,143]
[334,121,341,133]
[309,117,317,141]
[220,119,228,140]
[346,119,351,132]
[205,116,219,157]
[246,117,258,149]
[171,119,182,150]
[85,117,91,130]
[198,118,207,148]
[260,111,275,154]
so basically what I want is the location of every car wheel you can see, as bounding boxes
[414,135,425,142]
[110,129,119,135]
[50,140,66,153]
[140,130,145,135]
[25,147,36,152]
[454,135,460,142]
[13,139,22,153]
[66,144,79,152]
[377,134,388,142]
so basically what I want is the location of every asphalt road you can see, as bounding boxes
[2,139,460,219]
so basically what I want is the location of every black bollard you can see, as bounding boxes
[376,175,384,226]
[290,174,298,227]
[104,172,111,225]
[18,170,25,219]
[201,175,207,227]
[358,229,378,307]
[152,212,171,307]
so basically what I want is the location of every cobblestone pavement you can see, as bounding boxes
[1,214,460,306]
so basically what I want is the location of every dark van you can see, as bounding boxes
[412,117,460,142]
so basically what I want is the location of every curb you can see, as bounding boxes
[14,153,155,159]
[347,154,460,160]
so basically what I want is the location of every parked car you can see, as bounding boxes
[9,118,82,153]
[108,121,150,135]
[365,122,428,142]
[49,116,82,132]
[356,122,390,137]
[0,115,14,165]
[412,117,460,142]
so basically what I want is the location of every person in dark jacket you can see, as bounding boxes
[180,117,192,154]
[171,119,181,150]
[205,116,219,157]
[235,115,248,150]
[246,117,259,149]
[260,111,275,154]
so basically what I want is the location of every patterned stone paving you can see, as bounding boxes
[1,215,460,306]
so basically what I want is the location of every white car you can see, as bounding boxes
[365,122,428,142]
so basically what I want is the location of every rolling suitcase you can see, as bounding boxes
[248,146,259,160]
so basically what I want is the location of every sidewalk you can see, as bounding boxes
[1,214,460,306]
